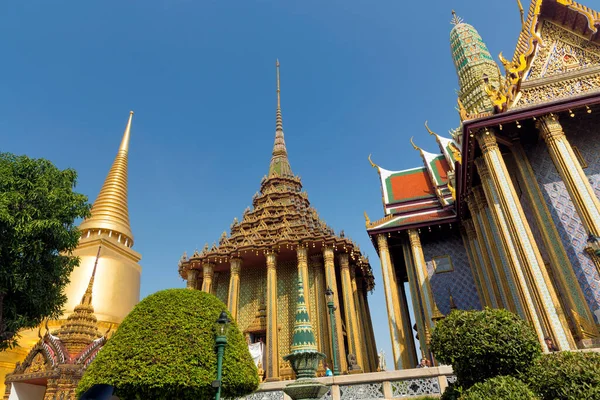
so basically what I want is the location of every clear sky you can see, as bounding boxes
[2,0,524,369]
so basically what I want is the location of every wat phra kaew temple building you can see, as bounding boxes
[178,62,378,381]
[2,113,142,399]
[366,0,600,370]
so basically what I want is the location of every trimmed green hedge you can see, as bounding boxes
[460,376,538,400]
[77,289,259,399]
[431,308,541,388]
[526,351,600,400]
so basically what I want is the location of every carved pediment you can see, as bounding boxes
[24,352,48,374]
[526,20,600,82]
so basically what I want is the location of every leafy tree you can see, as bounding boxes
[0,152,90,350]
[431,308,541,388]
[525,351,600,400]
[77,289,259,400]
[461,376,538,400]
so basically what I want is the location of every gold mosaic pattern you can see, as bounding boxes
[238,267,265,333]
[216,271,230,305]
[277,260,297,359]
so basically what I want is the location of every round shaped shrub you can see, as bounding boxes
[460,376,538,400]
[526,351,600,400]
[77,289,259,400]
[431,308,541,388]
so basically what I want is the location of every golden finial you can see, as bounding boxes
[410,136,422,152]
[368,154,380,171]
[276,59,281,109]
[424,121,436,136]
[457,97,468,121]
[104,323,113,337]
[81,246,102,306]
[38,321,43,339]
[516,0,525,26]
[79,111,135,244]
[364,211,371,227]
[449,288,458,310]
[44,319,50,335]
[451,10,463,25]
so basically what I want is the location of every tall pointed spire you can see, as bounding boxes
[58,246,102,353]
[79,111,135,245]
[269,60,293,177]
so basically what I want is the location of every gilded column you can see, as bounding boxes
[402,238,430,359]
[511,142,599,340]
[537,114,600,242]
[376,234,412,369]
[187,269,198,290]
[311,257,327,361]
[350,266,371,371]
[339,254,363,371]
[356,278,374,372]
[465,194,503,308]
[407,230,440,333]
[362,289,378,370]
[472,187,518,313]
[459,223,487,308]
[266,252,279,381]
[227,258,242,320]
[323,246,348,372]
[201,262,214,293]
[477,130,575,350]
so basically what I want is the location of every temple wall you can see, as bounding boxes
[215,271,230,305]
[276,260,297,364]
[7,383,45,400]
[422,231,481,315]
[237,265,265,333]
[524,124,600,320]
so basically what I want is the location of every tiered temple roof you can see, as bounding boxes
[179,61,374,289]
[366,122,459,234]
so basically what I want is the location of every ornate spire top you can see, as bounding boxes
[79,111,135,245]
[451,10,464,25]
[58,246,103,353]
[269,60,293,177]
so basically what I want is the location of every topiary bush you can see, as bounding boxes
[525,351,600,400]
[460,376,538,400]
[440,382,462,400]
[431,308,541,388]
[77,289,259,400]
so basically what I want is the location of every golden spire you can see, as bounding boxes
[79,111,134,245]
[269,60,292,177]
[58,246,103,353]
[410,136,423,153]
[424,121,437,137]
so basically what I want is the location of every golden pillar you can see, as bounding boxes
[227,258,242,320]
[187,269,198,290]
[407,230,439,332]
[375,234,412,369]
[510,142,599,340]
[350,266,371,371]
[265,252,279,381]
[459,223,488,308]
[471,187,518,313]
[339,254,363,371]
[201,262,214,293]
[402,238,430,359]
[465,194,503,308]
[537,114,600,239]
[311,256,328,360]
[476,130,575,350]
[323,246,348,372]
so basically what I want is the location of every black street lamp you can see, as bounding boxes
[214,311,231,400]
[325,286,340,376]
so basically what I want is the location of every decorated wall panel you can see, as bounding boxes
[237,265,265,333]
[422,231,481,315]
[524,124,600,320]
[276,260,297,363]
[215,271,230,305]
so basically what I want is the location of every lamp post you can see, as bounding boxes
[214,311,231,400]
[325,286,340,376]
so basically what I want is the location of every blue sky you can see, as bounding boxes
[2,0,523,369]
